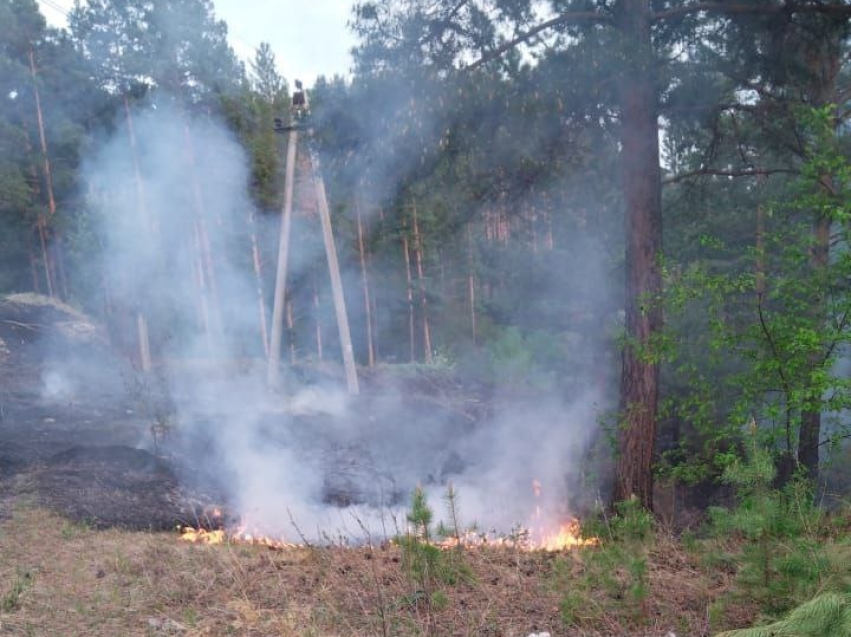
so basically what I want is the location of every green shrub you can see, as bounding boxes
[715,593,851,637]
[709,433,848,617]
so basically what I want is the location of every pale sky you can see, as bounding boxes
[37,0,357,85]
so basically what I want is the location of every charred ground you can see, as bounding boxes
[0,294,493,532]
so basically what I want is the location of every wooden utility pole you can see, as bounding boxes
[311,147,359,394]
[267,87,359,394]
[267,128,298,386]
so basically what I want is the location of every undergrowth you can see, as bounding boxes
[706,434,851,627]
[555,496,654,630]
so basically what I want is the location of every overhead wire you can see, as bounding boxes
[39,0,71,20]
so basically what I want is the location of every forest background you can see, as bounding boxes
[3,0,851,519]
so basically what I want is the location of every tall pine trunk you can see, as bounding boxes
[356,199,376,368]
[123,94,153,372]
[411,201,433,364]
[20,104,56,296]
[613,0,663,510]
[248,211,270,358]
[467,223,477,345]
[798,35,841,485]
[402,227,416,363]
[29,44,68,301]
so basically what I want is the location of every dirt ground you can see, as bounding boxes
[0,295,752,637]
[0,506,726,637]
[0,294,488,531]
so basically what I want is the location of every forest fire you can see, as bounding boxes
[534,520,599,551]
[179,519,597,551]
[179,521,300,549]
[179,481,597,551]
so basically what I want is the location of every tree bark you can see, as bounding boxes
[28,45,57,219]
[411,200,433,364]
[797,32,841,486]
[402,228,416,363]
[123,95,153,372]
[467,223,477,345]
[20,111,56,297]
[798,210,830,482]
[184,125,222,341]
[613,0,663,511]
[286,298,296,363]
[313,274,323,362]
[356,199,376,368]
[248,211,270,358]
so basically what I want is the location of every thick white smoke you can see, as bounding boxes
[80,101,606,542]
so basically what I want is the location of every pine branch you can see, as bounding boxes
[464,10,612,71]
[662,167,798,185]
[465,1,851,71]
[653,2,851,23]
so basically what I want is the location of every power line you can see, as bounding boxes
[39,0,70,19]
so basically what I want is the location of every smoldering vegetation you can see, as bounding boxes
[35,87,614,540]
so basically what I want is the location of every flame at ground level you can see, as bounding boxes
[179,518,598,552]
[535,520,599,551]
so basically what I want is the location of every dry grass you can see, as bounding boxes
[0,506,736,637]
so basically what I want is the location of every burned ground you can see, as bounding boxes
[0,294,487,533]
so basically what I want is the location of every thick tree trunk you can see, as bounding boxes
[798,212,830,482]
[797,36,841,486]
[613,0,663,511]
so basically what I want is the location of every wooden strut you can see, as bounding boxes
[310,147,360,395]
[267,127,360,395]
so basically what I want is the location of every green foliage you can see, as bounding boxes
[556,497,654,628]
[709,430,851,617]
[397,485,472,611]
[715,593,851,637]
[662,106,851,486]
[1,569,33,613]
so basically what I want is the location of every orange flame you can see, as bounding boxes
[179,479,599,552]
[179,519,299,550]
[535,520,599,551]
